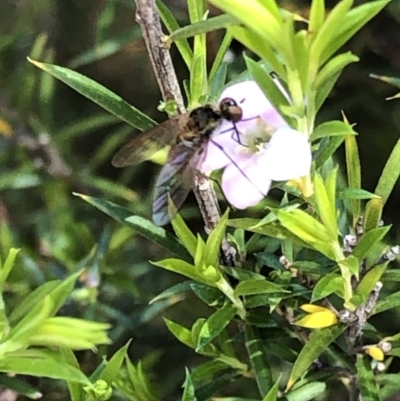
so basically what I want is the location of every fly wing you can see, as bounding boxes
[152,142,206,226]
[111,114,189,168]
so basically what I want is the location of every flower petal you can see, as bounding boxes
[221,157,271,209]
[219,80,289,128]
[263,128,312,181]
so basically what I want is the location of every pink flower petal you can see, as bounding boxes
[222,157,272,209]
[263,128,312,181]
[201,81,288,172]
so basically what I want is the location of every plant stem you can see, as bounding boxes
[134,0,235,266]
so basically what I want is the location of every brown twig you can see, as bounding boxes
[134,0,235,266]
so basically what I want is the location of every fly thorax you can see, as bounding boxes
[189,105,221,134]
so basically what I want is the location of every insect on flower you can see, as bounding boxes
[112,97,256,226]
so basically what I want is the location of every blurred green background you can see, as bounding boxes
[1,0,400,400]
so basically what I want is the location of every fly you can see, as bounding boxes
[112,98,243,226]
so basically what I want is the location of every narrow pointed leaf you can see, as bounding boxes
[235,279,288,296]
[309,0,325,35]
[101,340,131,383]
[311,273,345,302]
[286,382,326,401]
[345,133,361,223]
[205,209,229,267]
[374,291,400,315]
[209,30,233,85]
[152,259,211,285]
[375,137,400,204]
[314,136,346,168]
[74,193,189,259]
[313,173,337,239]
[164,318,196,349]
[196,304,236,350]
[352,262,388,307]
[363,198,383,233]
[287,324,346,389]
[181,369,197,401]
[262,375,281,401]
[28,59,155,131]
[168,14,238,44]
[245,325,273,397]
[0,355,89,384]
[352,226,390,261]
[310,120,355,141]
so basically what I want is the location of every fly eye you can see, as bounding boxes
[219,97,242,123]
[220,97,238,108]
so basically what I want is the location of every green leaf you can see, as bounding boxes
[310,120,355,142]
[338,188,379,200]
[150,281,193,304]
[100,340,131,383]
[314,136,346,169]
[59,348,84,401]
[315,70,342,113]
[287,324,346,389]
[245,325,272,397]
[351,262,388,307]
[383,270,400,282]
[190,283,225,307]
[374,291,400,315]
[228,219,312,250]
[262,375,281,401]
[345,132,361,223]
[309,0,325,34]
[74,193,189,259]
[286,382,327,401]
[276,209,337,260]
[352,226,390,261]
[168,14,238,44]
[313,173,337,239]
[156,0,192,68]
[207,0,281,45]
[314,52,359,90]
[320,0,392,65]
[171,211,197,259]
[205,209,229,268]
[28,59,155,131]
[8,281,60,325]
[164,318,196,349]
[363,198,383,233]
[356,354,379,401]
[310,0,353,69]
[311,273,345,302]
[189,53,207,107]
[375,137,400,204]
[0,248,20,287]
[196,304,236,350]
[234,279,288,296]
[0,353,89,384]
[181,368,197,401]
[152,258,210,285]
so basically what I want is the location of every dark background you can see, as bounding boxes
[1,0,400,400]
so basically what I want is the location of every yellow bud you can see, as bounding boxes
[300,304,331,313]
[365,346,384,362]
[295,310,338,328]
